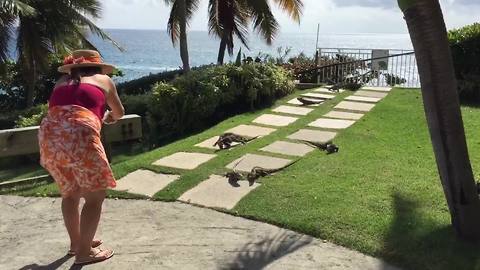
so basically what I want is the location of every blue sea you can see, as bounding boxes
[89,30,413,82]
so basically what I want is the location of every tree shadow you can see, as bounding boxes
[218,231,313,270]
[381,192,480,270]
[18,255,76,270]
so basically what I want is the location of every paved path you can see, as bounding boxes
[0,195,401,270]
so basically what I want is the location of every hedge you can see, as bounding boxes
[448,22,480,103]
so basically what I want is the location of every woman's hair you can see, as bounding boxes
[70,66,103,85]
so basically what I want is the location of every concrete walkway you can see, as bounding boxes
[0,195,401,270]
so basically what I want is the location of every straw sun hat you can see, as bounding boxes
[58,50,115,74]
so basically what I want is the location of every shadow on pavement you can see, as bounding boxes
[219,231,313,270]
[18,255,74,270]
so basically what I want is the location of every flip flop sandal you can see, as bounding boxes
[74,248,114,266]
[67,239,103,255]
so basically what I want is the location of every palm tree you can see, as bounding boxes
[208,0,249,65]
[0,0,122,108]
[209,0,303,64]
[165,0,302,67]
[164,0,199,71]
[398,0,480,240]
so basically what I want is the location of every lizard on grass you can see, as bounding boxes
[213,133,258,150]
[302,140,339,154]
[246,160,299,186]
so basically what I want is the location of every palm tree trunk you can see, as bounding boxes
[399,0,480,240]
[178,0,190,71]
[25,62,36,108]
[217,34,228,65]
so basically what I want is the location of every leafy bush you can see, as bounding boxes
[116,69,183,95]
[448,23,480,103]
[121,93,152,117]
[14,104,48,128]
[142,63,294,142]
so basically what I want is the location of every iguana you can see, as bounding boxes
[328,81,362,92]
[224,171,245,186]
[302,140,339,154]
[297,97,323,106]
[246,160,299,186]
[213,133,257,150]
[224,157,246,186]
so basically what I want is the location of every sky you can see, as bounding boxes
[98,0,479,34]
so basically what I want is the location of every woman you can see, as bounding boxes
[38,50,124,265]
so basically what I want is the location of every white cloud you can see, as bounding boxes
[97,0,480,33]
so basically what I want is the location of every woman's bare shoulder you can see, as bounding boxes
[88,74,114,93]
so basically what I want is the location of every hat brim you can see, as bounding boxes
[58,63,115,75]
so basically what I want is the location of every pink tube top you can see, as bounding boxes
[49,83,106,120]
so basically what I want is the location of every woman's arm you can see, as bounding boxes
[104,77,125,121]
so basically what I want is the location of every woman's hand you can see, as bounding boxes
[103,110,117,125]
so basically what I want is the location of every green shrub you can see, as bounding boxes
[121,94,151,117]
[448,23,480,103]
[116,69,183,95]
[139,63,294,142]
[14,104,48,128]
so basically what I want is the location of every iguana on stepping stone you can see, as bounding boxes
[302,140,339,154]
[213,133,257,150]
[297,97,323,106]
[246,160,299,186]
[224,171,245,186]
[224,157,247,186]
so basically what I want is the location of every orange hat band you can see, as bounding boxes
[63,55,103,65]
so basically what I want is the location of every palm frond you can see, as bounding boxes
[208,0,249,55]
[0,14,15,63]
[244,0,279,44]
[1,0,36,17]
[165,0,200,45]
[16,15,52,74]
[68,0,102,18]
[272,0,303,22]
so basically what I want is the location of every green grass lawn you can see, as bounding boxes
[233,89,480,270]
[3,88,480,269]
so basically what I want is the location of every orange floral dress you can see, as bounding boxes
[38,105,116,197]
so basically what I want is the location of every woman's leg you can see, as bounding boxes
[62,194,81,252]
[76,189,106,260]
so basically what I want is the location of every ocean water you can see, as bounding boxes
[89,29,413,82]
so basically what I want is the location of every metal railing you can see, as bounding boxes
[304,48,420,88]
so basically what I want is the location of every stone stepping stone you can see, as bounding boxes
[152,152,216,170]
[195,136,242,150]
[313,87,345,94]
[345,96,381,103]
[324,111,364,120]
[334,101,375,112]
[260,141,314,157]
[226,153,293,173]
[361,86,392,92]
[287,129,337,144]
[253,114,299,127]
[113,170,180,197]
[308,118,356,129]
[272,105,314,116]
[354,90,388,98]
[301,93,336,100]
[287,98,321,107]
[226,124,276,137]
[178,175,260,210]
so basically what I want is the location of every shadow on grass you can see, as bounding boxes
[219,231,313,270]
[382,192,480,270]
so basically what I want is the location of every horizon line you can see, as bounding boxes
[100,27,410,35]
